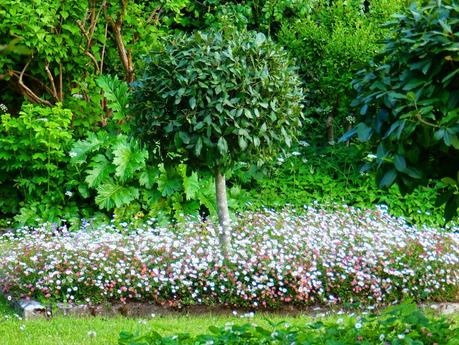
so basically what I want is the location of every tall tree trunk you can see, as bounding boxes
[326,114,334,144]
[215,168,230,257]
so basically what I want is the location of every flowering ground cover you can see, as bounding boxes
[0,206,457,308]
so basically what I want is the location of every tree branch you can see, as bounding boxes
[17,60,53,106]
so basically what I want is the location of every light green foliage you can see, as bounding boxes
[0,104,79,224]
[350,0,459,221]
[70,132,217,223]
[0,0,188,122]
[132,30,304,173]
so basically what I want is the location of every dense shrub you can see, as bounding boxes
[1,207,457,306]
[277,0,411,144]
[132,29,304,172]
[119,302,459,344]
[350,0,459,221]
[0,104,83,224]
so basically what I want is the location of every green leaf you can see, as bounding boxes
[195,138,203,156]
[238,136,247,150]
[356,123,372,142]
[139,167,159,189]
[379,169,397,188]
[95,182,139,210]
[96,75,129,121]
[70,133,104,164]
[157,172,181,197]
[394,154,407,172]
[217,137,228,154]
[113,141,148,182]
[189,97,196,109]
[183,172,200,200]
[85,154,113,188]
[441,177,457,186]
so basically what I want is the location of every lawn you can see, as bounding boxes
[0,294,311,345]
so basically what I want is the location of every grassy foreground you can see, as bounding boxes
[0,296,308,345]
[1,296,458,345]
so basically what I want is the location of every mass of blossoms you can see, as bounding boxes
[0,205,457,308]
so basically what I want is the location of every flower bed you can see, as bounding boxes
[0,206,457,307]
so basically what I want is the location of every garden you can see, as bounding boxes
[0,0,458,344]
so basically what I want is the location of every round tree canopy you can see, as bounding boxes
[131,30,305,173]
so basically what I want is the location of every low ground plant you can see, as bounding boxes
[0,206,457,307]
[239,144,455,228]
[119,302,459,345]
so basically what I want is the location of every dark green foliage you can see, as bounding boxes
[118,302,459,344]
[132,30,304,174]
[277,0,410,144]
[350,0,459,221]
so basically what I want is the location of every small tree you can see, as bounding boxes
[131,30,304,254]
[347,0,459,221]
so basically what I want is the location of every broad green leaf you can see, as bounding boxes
[157,172,181,197]
[113,141,148,181]
[183,172,200,200]
[379,169,397,188]
[217,137,228,154]
[95,182,139,210]
[394,154,407,172]
[85,154,113,188]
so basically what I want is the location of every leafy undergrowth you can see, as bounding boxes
[119,303,459,345]
[0,206,457,307]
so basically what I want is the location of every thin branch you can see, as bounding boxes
[100,22,108,74]
[44,62,58,100]
[58,63,63,102]
[17,60,53,106]
[415,112,440,128]
[10,70,54,96]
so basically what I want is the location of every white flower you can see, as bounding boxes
[65,191,73,197]
[355,322,362,329]
[398,334,405,339]
[87,330,97,338]
[379,334,385,341]
[366,153,377,161]
[19,325,25,331]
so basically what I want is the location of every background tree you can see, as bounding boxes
[347,0,459,221]
[131,30,304,254]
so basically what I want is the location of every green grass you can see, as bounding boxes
[2,295,458,345]
[0,295,311,345]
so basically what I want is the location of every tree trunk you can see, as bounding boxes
[215,168,230,257]
[326,114,334,144]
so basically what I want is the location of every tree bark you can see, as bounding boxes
[215,168,230,257]
[326,114,334,144]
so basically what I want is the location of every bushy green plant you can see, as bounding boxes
[132,29,304,253]
[70,131,219,224]
[349,0,459,221]
[0,104,81,224]
[239,144,451,228]
[277,0,410,144]
[119,302,459,344]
